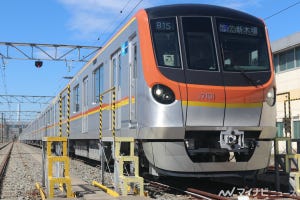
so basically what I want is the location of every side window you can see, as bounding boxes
[111,50,122,130]
[50,107,53,125]
[83,76,89,108]
[82,76,89,133]
[111,51,121,89]
[286,49,295,70]
[273,54,279,73]
[93,65,104,103]
[134,44,137,78]
[276,121,283,137]
[73,84,80,112]
[118,54,122,87]
[294,121,300,139]
[47,110,50,124]
[46,111,49,125]
[296,47,300,67]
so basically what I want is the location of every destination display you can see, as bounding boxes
[153,18,176,32]
[219,23,258,36]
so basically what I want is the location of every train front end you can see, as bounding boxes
[136,4,276,177]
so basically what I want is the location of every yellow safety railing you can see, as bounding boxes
[275,137,300,194]
[58,84,71,137]
[35,182,46,200]
[114,137,144,196]
[92,180,119,197]
[42,84,73,198]
[275,93,300,194]
[98,87,116,187]
[95,87,144,196]
[44,137,73,198]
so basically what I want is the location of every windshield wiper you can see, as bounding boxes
[238,69,261,88]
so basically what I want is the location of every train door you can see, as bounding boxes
[82,76,88,133]
[111,50,121,129]
[181,17,225,127]
[129,35,137,126]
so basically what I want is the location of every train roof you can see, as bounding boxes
[145,4,262,25]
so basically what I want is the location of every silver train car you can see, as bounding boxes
[20,4,276,177]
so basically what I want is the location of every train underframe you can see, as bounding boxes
[22,125,275,178]
[68,125,275,177]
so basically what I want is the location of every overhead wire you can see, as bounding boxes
[99,0,144,45]
[120,0,134,13]
[264,1,300,20]
[97,0,134,43]
[46,0,144,120]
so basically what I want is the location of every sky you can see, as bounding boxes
[0,0,299,122]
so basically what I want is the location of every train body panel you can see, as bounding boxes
[143,140,272,175]
[20,4,276,177]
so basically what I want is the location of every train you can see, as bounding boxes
[20,4,276,177]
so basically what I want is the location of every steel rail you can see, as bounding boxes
[0,142,13,182]
[0,142,10,151]
[146,179,229,200]
[187,188,230,200]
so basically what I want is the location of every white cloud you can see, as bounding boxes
[68,11,111,36]
[58,0,122,14]
[58,0,262,41]
[58,0,145,41]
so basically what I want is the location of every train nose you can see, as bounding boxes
[223,87,264,126]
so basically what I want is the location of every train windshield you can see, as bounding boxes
[217,18,270,72]
[150,17,181,68]
[182,17,218,71]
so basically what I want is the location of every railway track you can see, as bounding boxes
[0,142,42,199]
[67,149,300,200]
[145,177,300,200]
[23,143,300,200]
[145,179,231,200]
[0,142,13,194]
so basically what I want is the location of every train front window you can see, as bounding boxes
[182,17,218,71]
[217,18,270,72]
[150,17,181,68]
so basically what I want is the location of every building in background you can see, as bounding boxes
[272,32,300,138]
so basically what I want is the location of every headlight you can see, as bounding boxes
[265,87,276,106]
[184,139,195,150]
[152,84,175,104]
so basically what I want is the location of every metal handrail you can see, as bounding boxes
[98,86,116,186]
[58,84,71,138]
[99,87,116,140]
